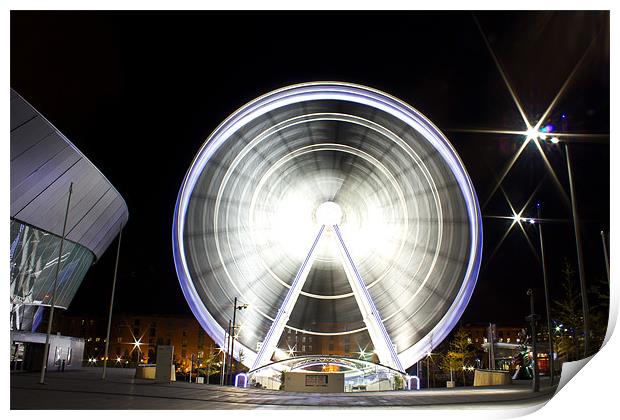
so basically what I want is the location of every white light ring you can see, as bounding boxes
[212,113,412,299]
[213,112,441,308]
[172,82,483,369]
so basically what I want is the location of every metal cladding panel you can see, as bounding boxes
[10,115,55,161]
[71,193,128,257]
[11,140,82,215]
[10,89,128,259]
[87,199,128,257]
[10,131,71,189]
[10,95,37,131]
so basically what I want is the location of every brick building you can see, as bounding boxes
[56,313,217,370]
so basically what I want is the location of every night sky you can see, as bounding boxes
[10,11,609,327]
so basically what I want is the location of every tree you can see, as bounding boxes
[553,259,582,361]
[202,349,221,384]
[438,350,462,383]
[588,275,610,352]
[438,327,475,385]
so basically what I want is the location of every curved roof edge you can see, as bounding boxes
[10,88,129,259]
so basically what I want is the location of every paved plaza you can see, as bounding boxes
[10,367,558,410]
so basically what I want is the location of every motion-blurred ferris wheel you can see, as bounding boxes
[173,82,483,371]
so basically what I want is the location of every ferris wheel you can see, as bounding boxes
[172,82,483,372]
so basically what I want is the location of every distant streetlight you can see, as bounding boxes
[287,345,297,358]
[356,345,371,360]
[132,338,143,363]
[425,352,434,389]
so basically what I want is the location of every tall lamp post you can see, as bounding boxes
[526,289,540,392]
[601,231,610,283]
[564,144,590,357]
[222,319,231,386]
[102,223,124,380]
[426,353,431,389]
[536,204,555,385]
[39,182,73,385]
[227,297,248,385]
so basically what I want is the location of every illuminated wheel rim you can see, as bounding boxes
[173,82,483,369]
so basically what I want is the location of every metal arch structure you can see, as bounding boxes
[248,355,405,376]
[173,82,483,372]
[243,355,414,391]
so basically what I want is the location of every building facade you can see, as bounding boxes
[56,313,217,372]
[10,89,128,372]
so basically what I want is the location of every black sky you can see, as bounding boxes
[10,11,610,327]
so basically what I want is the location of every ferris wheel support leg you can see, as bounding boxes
[251,225,326,371]
[333,225,404,372]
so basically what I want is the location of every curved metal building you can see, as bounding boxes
[10,89,128,328]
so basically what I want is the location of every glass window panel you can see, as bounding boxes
[10,220,94,310]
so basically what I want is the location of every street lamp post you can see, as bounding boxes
[102,223,123,380]
[227,297,248,385]
[39,182,73,385]
[526,289,540,392]
[601,231,610,283]
[426,354,431,389]
[536,204,555,385]
[189,353,194,383]
[223,319,231,385]
[219,342,227,386]
[564,144,590,357]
